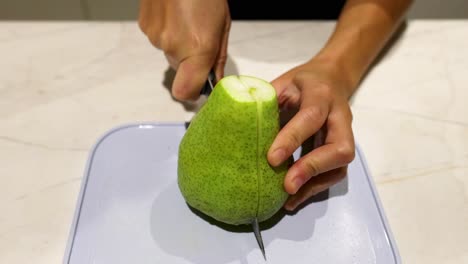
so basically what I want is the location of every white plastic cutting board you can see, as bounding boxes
[63,123,401,264]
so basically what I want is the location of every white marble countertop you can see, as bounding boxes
[0,20,467,264]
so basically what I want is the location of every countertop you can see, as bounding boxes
[0,20,467,264]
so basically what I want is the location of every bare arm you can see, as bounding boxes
[269,0,414,210]
[317,0,414,95]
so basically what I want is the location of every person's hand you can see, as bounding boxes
[138,0,231,101]
[268,58,356,211]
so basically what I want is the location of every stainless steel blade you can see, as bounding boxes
[200,70,216,96]
[207,71,215,90]
[252,218,266,260]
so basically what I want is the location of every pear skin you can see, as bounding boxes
[178,75,290,225]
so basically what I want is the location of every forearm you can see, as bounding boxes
[315,0,413,96]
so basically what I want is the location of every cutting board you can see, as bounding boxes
[63,123,401,264]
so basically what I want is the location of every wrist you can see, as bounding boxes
[308,54,357,99]
[313,22,378,95]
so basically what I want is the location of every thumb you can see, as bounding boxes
[271,67,299,95]
[271,73,301,110]
[172,55,214,101]
[271,74,290,96]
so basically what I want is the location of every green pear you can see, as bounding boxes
[177,75,290,226]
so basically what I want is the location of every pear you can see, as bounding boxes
[177,75,290,225]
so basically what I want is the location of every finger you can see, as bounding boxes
[271,71,301,110]
[326,102,354,147]
[165,53,178,70]
[172,54,214,101]
[268,102,329,168]
[137,0,149,32]
[270,69,297,96]
[213,20,231,82]
[284,166,348,211]
[283,107,355,194]
[271,75,290,96]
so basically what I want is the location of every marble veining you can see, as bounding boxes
[0,20,467,264]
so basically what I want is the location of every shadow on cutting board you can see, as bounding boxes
[149,180,348,264]
[149,133,348,264]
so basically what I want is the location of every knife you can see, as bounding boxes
[185,70,217,129]
[200,70,267,260]
[252,218,267,260]
[200,70,216,96]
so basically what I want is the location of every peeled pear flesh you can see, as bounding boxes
[177,75,290,225]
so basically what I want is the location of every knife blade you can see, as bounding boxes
[184,70,216,129]
[200,70,216,96]
[252,218,267,260]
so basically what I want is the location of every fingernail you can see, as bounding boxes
[270,148,286,166]
[291,177,304,194]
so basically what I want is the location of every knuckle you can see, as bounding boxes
[300,106,326,124]
[187,32,202,50]
[148,35,161,49]
[188,32,217,54]
[336,143,355,164]
[284,132,302,152]
[145,28,164,49]
[299,157,320,177]
[292,71,309,88]
[138,18,146,33]
[316,83,333,100]
[159,32,175,53]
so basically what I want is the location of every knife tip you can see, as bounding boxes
[251,218,267,261]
